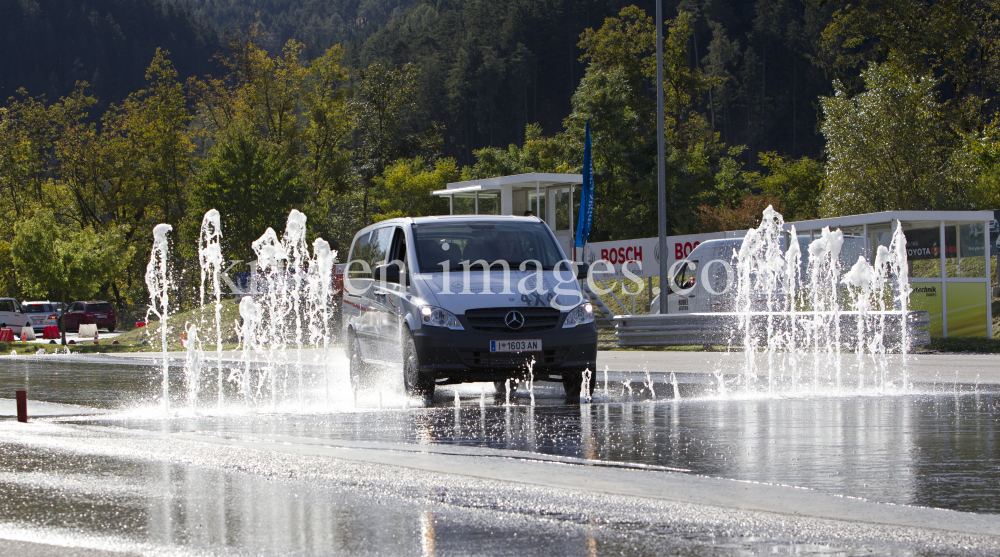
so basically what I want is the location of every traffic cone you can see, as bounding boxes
[181,331,185,348]
[94,329,99,345]
[21,329,27,342]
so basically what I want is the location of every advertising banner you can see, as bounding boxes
[903,227,945,261]
[958,223,987,258]
[584,231,745,279]
[909,283,943,337]
[945,282,989,337]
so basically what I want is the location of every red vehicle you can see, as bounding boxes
[63,301,117,333]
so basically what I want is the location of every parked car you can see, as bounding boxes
[342,215,597,400]
[0,298,32,336]
[21,301,61,332]
[63,301,117,333]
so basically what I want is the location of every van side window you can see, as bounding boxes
[673,260,698,290]
[348,228,393,280]
[348,232,372,279]
[369,227,393,269]
[387,227,408,285]
[0,300,13,312]
[388,227,407,268]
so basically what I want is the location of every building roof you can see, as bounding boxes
[432,172,582,196]
[787,210,995,231]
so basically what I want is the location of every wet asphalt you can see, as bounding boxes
[1,353,999,555]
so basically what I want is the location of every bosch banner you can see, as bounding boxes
[584,231,745,279]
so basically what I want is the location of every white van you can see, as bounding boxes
[342,215,597,399]
[652,235,866,313]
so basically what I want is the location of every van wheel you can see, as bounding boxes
[562,370,596,400]
[403,335,435,399]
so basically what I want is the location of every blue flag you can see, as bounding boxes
[575,120,594,248]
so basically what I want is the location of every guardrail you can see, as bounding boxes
[613,310,932,349]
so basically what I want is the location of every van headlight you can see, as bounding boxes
[563,303,594,328]
[420,306,464,330]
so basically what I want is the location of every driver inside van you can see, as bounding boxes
[676,261,697,289]
[419,239,457,270]
[495,230,520,263]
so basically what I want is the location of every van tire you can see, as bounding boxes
[403,334,435,399]
[562,370,596,399]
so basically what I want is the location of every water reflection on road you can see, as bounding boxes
[91,389,1000,515]
[4,356,1000,515]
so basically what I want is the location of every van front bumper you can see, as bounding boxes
[411,323,598,384]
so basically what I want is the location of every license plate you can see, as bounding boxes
[95,314,106,319]
[31,317,43,323]
[490,339,542,352]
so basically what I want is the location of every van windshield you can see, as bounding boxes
[413,221,564,273]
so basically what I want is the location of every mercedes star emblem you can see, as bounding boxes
[504,310,525,330]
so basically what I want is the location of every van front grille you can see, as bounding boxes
[463,307,561,333]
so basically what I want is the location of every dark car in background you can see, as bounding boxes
[21,301,61,332]
[63,301,117,333]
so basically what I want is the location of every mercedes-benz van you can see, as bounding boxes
[342,215,597,399]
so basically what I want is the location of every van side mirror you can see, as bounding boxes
[374,263,401,284]
[576,262,590,280]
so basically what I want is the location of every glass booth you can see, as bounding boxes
[432,173,583,257]
[787,211,995,338]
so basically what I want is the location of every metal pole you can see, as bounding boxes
[656,0,668,314]
[570,184,576,261]
[940,221,948,337]
[536,181,540,216]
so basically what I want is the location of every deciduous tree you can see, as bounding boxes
[820,61,968,215]
[11,209,132,344]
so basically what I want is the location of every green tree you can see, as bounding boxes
[821,0,1000,132]
[11,209,132,345]
[753,152,824,221]
[352,61,421,224]
[102,49,195,232]
[820,60,968,216]
[566,8,727,238]
[695,151,823,231]
[188,127,306,263]
[950,125,1000,210]
[188,29,353,250]
[300,44,354,241]
[471,123,569,178]
[372,157,460,221]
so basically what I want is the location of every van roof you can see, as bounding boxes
[693,238,744,249]
[410,215,540,225]
[358,215,542,231]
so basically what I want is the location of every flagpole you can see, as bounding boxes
[575,121,594,265]
[656,0,668,314]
